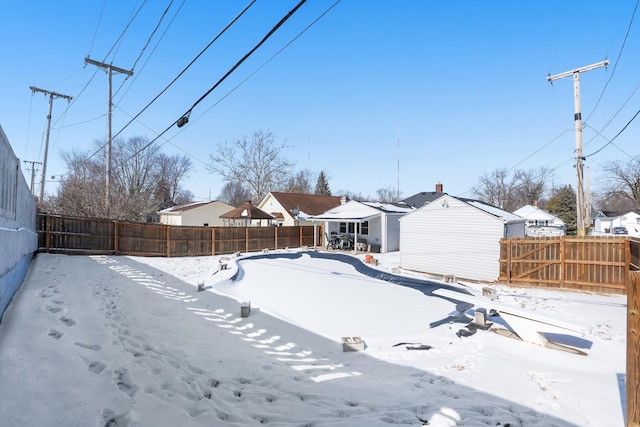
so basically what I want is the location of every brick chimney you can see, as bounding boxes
[435,182,443,193]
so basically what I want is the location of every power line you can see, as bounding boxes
[116,0,308,167]
[191,0,342,126]
[113,0,187,101]
[109,0,257,144]
[585,0,639,123]
[178,0,309,125]
[584,108,640,158]
[89,0,108,56]
[102,0,148,63]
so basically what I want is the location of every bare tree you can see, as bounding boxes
[473,167,554,211]
[218,181,251,206]
[602,156,640,210]
[52,136,193,220]
[284,169,316,194]
[208,130,295,202]
[376,187,401,203]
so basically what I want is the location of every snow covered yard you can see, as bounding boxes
[0,250,627,426]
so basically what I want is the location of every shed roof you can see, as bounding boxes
[219,201,274,220]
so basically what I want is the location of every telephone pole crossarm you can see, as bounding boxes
[546,59,609,83]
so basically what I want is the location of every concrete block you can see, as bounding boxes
[241,301,251,318]
[341,336,364,352]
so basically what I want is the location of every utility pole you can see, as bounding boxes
[546,59,608,236]
[29,86,72,202]
[84,56,133,213]
[23,160,42,195]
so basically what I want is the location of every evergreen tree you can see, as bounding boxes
[315,170,331,195]
[546,185,577,235]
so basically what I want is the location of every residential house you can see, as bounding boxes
[400,194,525,282]
[258,192,342,226]
[513,204,565,236]
[158,200,235,227]
[219,200,275,227]
[310,199,414,253]
[594,210,640,236]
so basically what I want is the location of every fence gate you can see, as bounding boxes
[500,236,634,294]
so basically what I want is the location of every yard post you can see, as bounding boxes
[45,214,51,253]
[560,236,566,289]
[211,227,216,256]
[166,225,171,258]
[245,227,249,253]
[113,220,119,255]
[628,271,640,426]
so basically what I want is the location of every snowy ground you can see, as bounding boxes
[0,249,628,426]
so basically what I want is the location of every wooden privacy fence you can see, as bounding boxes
[500,236,640,294]
[37,214,321,257]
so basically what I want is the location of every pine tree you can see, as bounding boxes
[546,185,577,235]
[315,171,331,196]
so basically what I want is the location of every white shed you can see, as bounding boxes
[399,195,525,282]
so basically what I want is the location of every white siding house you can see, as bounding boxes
[158,201,235,227]
[594,211,640,236]
[399,195,525,282]
[310,200,413,253]
[513,204,565,236]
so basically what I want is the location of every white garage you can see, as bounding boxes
[399,195,525,282]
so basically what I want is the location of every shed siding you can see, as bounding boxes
[400,197,505,282]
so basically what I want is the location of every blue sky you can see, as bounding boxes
[2,1,639,203]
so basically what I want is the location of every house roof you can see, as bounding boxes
[158,200,219,214]
[513,205,560,221]
[404,195,524,224]
[310,200,413,222]
[219,201,274,220]
[401,191,446,208]
[260,192,343,218]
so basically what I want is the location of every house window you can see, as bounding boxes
[203,223,209,227]
[338,221,369,235]
[360,221,369,235]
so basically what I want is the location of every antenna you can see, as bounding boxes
[397,121,400,201]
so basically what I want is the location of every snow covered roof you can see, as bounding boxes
[309,200,412,222]
[513,205,558,221]
[467,200,524,223]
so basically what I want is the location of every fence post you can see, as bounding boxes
[299,226,303,248]
[560,236,565,289]
[166,226,171,258]
[245,227,249,253]
[211,227,216,256]
[275,226,278,250]
[113,221,119,255]
[628,271,640,427]
[506,238,512,283]
[45,214,51,253]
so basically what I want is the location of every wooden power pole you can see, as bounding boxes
[23,160,42,195]
[84,56,133,213]
[29,86,72,202]
[546,59,608,236]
